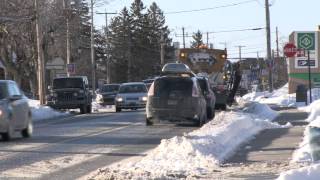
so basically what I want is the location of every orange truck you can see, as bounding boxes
[178,47,236,110]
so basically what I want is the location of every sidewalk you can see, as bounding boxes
[221,108,308,179]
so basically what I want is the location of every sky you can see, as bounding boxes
[93,0,320,59]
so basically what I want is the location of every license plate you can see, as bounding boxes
[168,100,177,105]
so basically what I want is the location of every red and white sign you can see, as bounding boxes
[66,63,76,74]
[283,43,297,57]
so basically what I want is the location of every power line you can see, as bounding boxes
[164,0,257,14]
[175,27,264,37]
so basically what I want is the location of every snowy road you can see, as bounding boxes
[0,110,197,180]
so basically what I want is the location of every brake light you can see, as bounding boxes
[192,83,199,97]
[148,82,154,96]
[218,85,225,91]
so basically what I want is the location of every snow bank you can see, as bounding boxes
[90,103,283,179]
[28,99,68,121]
[242,83,297,107]
[292,99,320,163]
[277,163,320,180]
[277,96,320,179]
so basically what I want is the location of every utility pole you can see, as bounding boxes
[63,0,71,77]
[276,27,280,59]
[182,27,185,48]
[160,32,165,67]
[90,0,96,93]
[35,0,45,105]
[127,32,132,82]
[206,32,209,47]
[96,11,117,83]
[236,45,246,61]
[265,0,273,92]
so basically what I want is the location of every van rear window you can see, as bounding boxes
[154,78,193,98]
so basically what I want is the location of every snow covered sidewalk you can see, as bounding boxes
[28,99,69,121]
[86,102,289,179]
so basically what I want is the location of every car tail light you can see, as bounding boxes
[148,82,154,96]
[218,85,225,91]
[192,84,199,97]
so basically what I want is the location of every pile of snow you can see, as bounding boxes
[91,101,115,113]
[291,99,320,163]
[89,103,286,179]
[241,83,296,107]
[28,99,68,121]
[277,98,320,179]
[277,163,320,180]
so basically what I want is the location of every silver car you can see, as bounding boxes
[0,80,32,141]
[115,82,148,112]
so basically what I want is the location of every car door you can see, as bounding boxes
[7,82,28,130]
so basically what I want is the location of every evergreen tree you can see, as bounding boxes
[108,0,172,82]
[191,30,204,48]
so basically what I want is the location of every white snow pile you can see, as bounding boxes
[89,103,286,179]
[242,83,297,107]
[277,99,320,180]
[28,99,68,121]
[277,163,320,180]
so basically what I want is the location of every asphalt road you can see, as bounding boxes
[0,109,197,180]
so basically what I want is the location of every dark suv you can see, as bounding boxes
[146,76,207,126]
[47,76,92,114]
[197,76,216,119]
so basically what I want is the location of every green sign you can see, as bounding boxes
[297,32,315,50]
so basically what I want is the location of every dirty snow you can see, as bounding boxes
[241,83,297,107]
[28,99,69,121]
[0,147,116,179]
[242,83,320,110]
[277,163,320,180]
[87,102,286,179]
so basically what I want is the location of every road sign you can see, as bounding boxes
[284,43,297,57]
[297,59,315,66]
[66,63,76,74]
[298,33,315,50]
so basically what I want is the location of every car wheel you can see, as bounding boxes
[21,120,33,138]
[2,124,14,141]
[80,104,87,114]
[207,107,213,119]
[86,104,92,114]
[146,118,153,126]
[220,104,227,111]
[212,108,216,119]
[116,107,121,112]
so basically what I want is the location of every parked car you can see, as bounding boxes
[115,82,148,112]
[47,76,92,114]
[197,76,216,119]
[0,80,33,141]
[146,63,207,126]
[96,84,120,106]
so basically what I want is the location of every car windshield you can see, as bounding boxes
[119,84,147,93]
[101,85,119,93]
[154,78,193,98]
[53,78,83,89]
[0,83,8,99]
